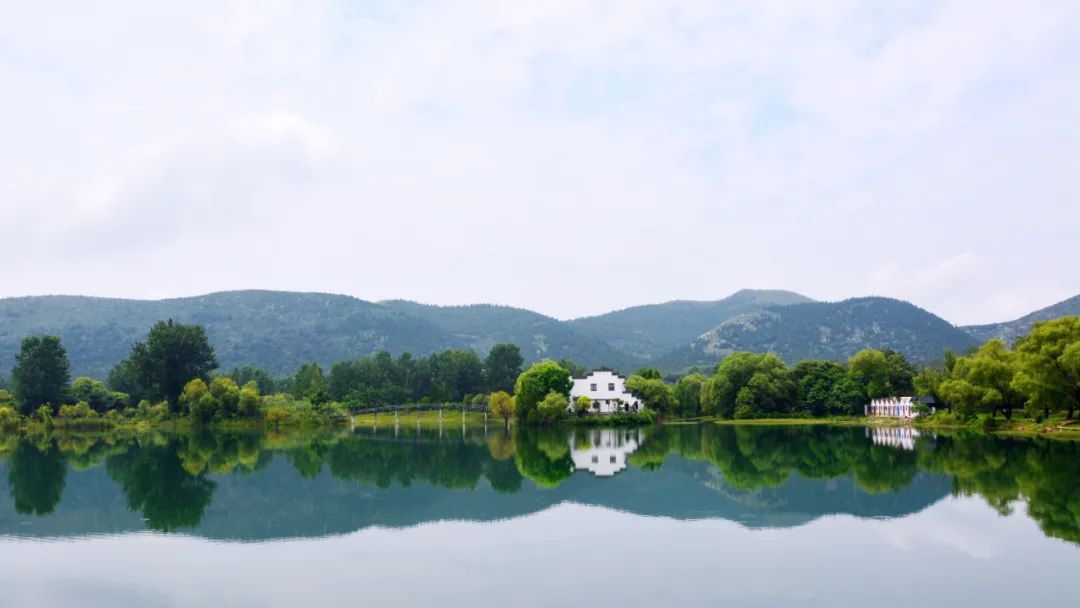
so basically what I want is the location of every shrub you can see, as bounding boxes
[0,406,18,427]
[535,391,569,424]
[58,402,96,418]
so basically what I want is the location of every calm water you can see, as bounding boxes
[2,423,1078,607]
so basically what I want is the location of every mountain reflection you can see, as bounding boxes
[1,424,1078,547]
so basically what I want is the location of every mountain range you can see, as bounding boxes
[0,289,1077,379]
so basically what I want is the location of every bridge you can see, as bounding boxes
[350,403,489,415]
[349,403,492,435]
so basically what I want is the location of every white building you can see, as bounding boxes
[568,369,642,415]
[569,428,644,477]
[866,396,934,418]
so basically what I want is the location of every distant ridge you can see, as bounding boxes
[962,295,1080,344]
[654,297,978,371]
[1,289,1076,379]
[568,289,814,360]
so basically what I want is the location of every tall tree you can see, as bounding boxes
[1011,317,1080,418]
[940,340,1024,419]
[484,344,524,393]
[292,363,327,401]
[126,320,218,411]
[674,373,707,417]
[11,335,71,414]
[701,352,792,419]
[513,360,572,421]
[489,391,516,429]
[227,365,276,395]
[626,375,676,414]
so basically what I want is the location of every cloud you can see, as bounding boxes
[0,0,1077,322]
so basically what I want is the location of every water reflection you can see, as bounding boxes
[570,428,643,476]
[868,426,921,450]
[0,425,1078,547]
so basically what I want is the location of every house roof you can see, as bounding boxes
[572,367,628,381]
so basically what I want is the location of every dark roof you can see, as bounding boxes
[573,368,628,381]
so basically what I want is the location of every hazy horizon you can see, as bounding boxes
[3,2,1078,325]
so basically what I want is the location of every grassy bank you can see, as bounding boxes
[709,413,1080,440]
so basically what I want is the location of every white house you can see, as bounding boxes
[568,369,642,415]
[569,428,644,477]
[866,396,934,418]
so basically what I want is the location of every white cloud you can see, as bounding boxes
[1,0,1077,322]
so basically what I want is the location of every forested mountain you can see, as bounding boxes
[655,297,978,371]
[962,295,1080,344]
[0,291,470,378]
[379,300,641,370]
[0,291,639,379]
[5,289,1076,380]
[568,289,814,359]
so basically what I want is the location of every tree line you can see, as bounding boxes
[0,319,528,426]
[2,316,1078,427]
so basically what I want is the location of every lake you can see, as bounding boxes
[1,423,1078,607]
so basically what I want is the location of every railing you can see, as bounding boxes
[350,403,489,415]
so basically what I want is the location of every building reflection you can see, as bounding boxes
[867,426,921,451]
[569,428,644,477]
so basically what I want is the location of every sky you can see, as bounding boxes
[1,1,1078,325]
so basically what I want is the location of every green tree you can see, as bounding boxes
[127,320,218,411]
[536,391,569,424]
[635,368,662,380]
[180,378,215,422]
[556,358,587,378]
[70,377,128,413]
[513,360,572,421]
[107,358,143,404]
[292,362,327,401]
[941,340,1024,419]
[484,344,524,393]
[573,395,592,416]
[11,335,71,414]
[1012,317,1080,419]
[790,360,846,417]
[237,381,261,418]
[626,375,675,415]
[673,373,707,417]
[847,348,915,399]
[701,352,792,419]
[489,391,516,428]
[227,365,276,395]
[209,377,241,418]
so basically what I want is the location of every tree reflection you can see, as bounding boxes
[106,441,216,532]
[1,424,1079,547]
[8,441,67,515]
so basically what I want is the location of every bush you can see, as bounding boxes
[58,401,96,419]
[535,391,568,424]
[0,406,19,427]
[33,405,53,424]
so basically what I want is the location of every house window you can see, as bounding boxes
[590,383,597,391]
[591,455,598,464]
[608,383,615,391]
[610,455,617,464]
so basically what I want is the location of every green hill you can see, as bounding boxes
[567,289,814,359]
[3,289,1038,381]
[962,294,1080,344]
[0,291,639,379]
[379,300,642,370]
[655,297,978,371]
